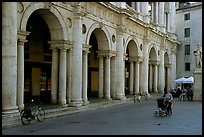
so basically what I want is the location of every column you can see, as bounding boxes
[159,49,165,93]
[66,48,72,104]
[167,65,172,91]
[155,2,159,24]
[154,64,158,93]
[105,56,111,100]
[111,56,116,98]
[115,28,126,100]
[82,50,89,105]
[136,2,140,12]
[98,55,104,98]
[50,46,58,104]
[142,39,149,95]
[149,65,153,92]
[70,4,83,107]
[17,30,30,110]
[129,61,134,95]
[141,2,150,23]
[134,62,140,95]
[139,61,143,94]
[171,52,176,90]
[58,48,68,107]
[2,2,19,114]
[158,2,165,32]
[170,2,176,34]
[151,3,154,21]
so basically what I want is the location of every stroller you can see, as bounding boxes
[154,97,172,117]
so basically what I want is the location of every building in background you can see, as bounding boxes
[176,2,202,79]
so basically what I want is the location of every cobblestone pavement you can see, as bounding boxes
[2,96,202,135]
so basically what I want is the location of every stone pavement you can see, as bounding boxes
[2,93,202,135]
[0,93,187,129]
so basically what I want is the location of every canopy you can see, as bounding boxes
[174,77,187,84]
[183,77,194,83]
[174,77,194,84]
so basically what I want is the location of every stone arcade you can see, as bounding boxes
[2,2,179,126]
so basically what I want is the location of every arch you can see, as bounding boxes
[124,36,140,57]
[20,2,68,40]
[149,45,157,60]
[86,22,111,50]
[164,51,170,64]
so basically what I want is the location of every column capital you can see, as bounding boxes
[17,30,30,45]
[48,40,73,49]
[164,63,171,68]
[149,59,159,65]
[129,56,143,62]
[97,50,116,57]
[83,44,92,53]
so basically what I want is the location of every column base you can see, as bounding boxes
[105,97,112,101]
[60,104,68,108]
[82,101,89,106]
[69,101,83,107]
[114,95,126,101]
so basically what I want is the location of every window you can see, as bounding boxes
[184,28,190,37]
[185,63,190,71]
[185,45,190,55]
[184,13,190,20]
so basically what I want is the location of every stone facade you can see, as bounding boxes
[176,2,202,78]
[2,2,179,124]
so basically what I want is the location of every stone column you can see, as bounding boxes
[17,30,30,110]
[115,28,126,100]
[58,48,68,107]
[154,63,158,93]
[136,2,140,12]
[155,2,159,24]
[129,61,134,95]
[82,45,91,105]
[171,51,176,90]
[2,2,19,114]
[149,64,153,92]
[105,55,112,100]
[141,2,150,23]
[50,45,58,104]
[70,4,83,107]
[159,48,165,93]
[151,3,154,21]
[111,56,116,98]
[98,55,104,98]
[170,2,176,34]
[166,64,172,91]
[158,2,165,32]
[134,61,140,95]
[139,61,143,94]
[142,39,149,95]
[67,48,72,104]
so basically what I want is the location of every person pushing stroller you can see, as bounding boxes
[163,86,173,115]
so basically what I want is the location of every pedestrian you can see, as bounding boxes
[164,89,173,115]
[187,87,194,101]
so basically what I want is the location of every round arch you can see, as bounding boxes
[124,36,140,57]
[20,2,68,40]
[148,43,158,60]
[86,22,111,51]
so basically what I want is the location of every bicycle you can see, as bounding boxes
[20,99,45,125]
[134,92,149,103]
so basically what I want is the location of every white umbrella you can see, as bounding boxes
[183,77,194,83]
[174,77,187,84]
